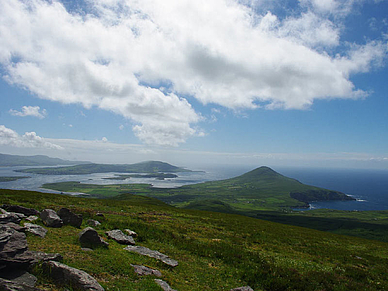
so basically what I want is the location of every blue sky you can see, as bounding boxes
[0,0,387,169]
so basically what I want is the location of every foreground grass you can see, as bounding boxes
[2,189,388,290]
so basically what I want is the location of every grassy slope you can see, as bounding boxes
[2,189,388,291]
[16,161,191,175]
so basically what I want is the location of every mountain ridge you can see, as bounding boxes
[0,153,90,167]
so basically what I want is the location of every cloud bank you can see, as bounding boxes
[0,0,386,145]
[0,125,63,150]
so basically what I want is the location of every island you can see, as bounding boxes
[0,176,30,182]
[0,153,89,167]
[103,173,178,180]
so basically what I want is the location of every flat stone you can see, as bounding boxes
[0,213,22,224]
[0,278,40,290]
[154,279,177,291]
[131,264,162,277]
[25,216,39,222]
[0,226,29,268]
[3,222,26,232]
[106,229,135,245]
[79,227,108,248]
[230,287,254,291]
[57,208,82,228]
[24,223,47,238]
[87,219,101,227]
[2,205,40,217]
[124,229,137,237]
[40,209,63,228]
[124,246,178,267]
[43,261,105,291]
[0,269,37,288]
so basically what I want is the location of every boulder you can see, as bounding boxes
[43,261,105,291]
[154,279,177,291]
[124,246,178,267]
[131,264,162,277]
[57,208,82,228]
[124,229,137,237]
[106,230,135,245]
[40,209,63,228]
[79,227,108,248]
[2,205,39,217]
[24,223,47,238]
[0,225,29,268]
[230,287,254,291]
[87,220,101,227]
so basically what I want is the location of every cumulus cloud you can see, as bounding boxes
[0,125,63,150]
[0,0,386,145]
[9,106,47,119]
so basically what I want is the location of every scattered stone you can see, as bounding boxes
[124,229,137,237]
[26,251,63,266]
[79,227,108,248]
[0,225,29,268]
[81,248,93,252]
[0,208,7,214]
[3,222,26,232]
[230,287,254,291]
[0,212,22,224]
[0,269,37,288]
[25,216,39,222]
[154,279,177,291]
[106,229,135,245]
[0,277,40,291]
[131,264,162,277]
[95,213,104,217]
[40,209,63,228]
[57,208,82,228]
[24,223,47,238]
[2,205,40,217]
[87,219,101,227]
[124,246,178,267]
[43,261,105,291]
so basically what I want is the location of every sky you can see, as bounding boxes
[0,0,387,169]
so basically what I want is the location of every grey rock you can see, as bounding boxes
[2,223,26,232]
[95,213,104,217]
[0,208,7,214]
[25,251,63,265]
[2,205,39,217]
[25,216,38,222]
[106,230,135,245]
[57,208,82,228]
[0,278,40,291]
[79,227,108,248]
[124,229,137,237]
[124,246,178,267]
[230,287,254,291]
[131,264,162,277]
[87,219,101,227]
[0,269,37,288]
[40,209,63,228]
[81,248,93,252]
[0,213,22,225]
[43,261,105,291]
[154,279,177,291]
[24,223,47,238]
[0,226,29,268]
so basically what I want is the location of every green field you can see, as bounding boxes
[1,188,388,291]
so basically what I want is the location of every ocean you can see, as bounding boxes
[1,165,388,211]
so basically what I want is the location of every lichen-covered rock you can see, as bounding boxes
[230,287,254,291]
[154,279,177,291]
[124,229,137,237]
[106,229,135,245]
[57,208,82,228]
[131,264,162,277]
[87,219,101,227]
[40,209,63,228]
[2,205,40,217]
[0,212,22,224]
[79,227,108,248]
[43,261,105,291]
[124,246,178,267]
[24,223,47,238]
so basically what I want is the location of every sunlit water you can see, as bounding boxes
[1,165,387,211]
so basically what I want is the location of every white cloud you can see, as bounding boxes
[101,137,108,142]
[0,0,386,145]
[0,125,63,150]
[119,124,124,130]
[9,106,47,119]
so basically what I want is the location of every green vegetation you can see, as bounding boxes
[1,188,388,291]
[17,161,192,175]
[103,173,178,180]
[0,153,89,167]
[0,176,30,182]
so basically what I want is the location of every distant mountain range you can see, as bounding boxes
[15,161,192,175]
[0,153,89,167]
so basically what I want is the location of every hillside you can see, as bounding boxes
[1,189,388,290]
[0,153,89,167]
[16,161,192,175]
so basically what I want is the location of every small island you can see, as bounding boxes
[0,176,30,182]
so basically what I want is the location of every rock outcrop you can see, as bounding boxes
[24,223,47,238]
[106,229,135,245]
[2,205,40,217]
[154,279,177,291]
[79,227,108,248]
[124,246,178,267]
[57,208,82,228]
[43,261,105,291]
[131,264,162,277]
[40,209,63,228]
